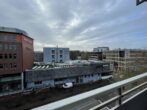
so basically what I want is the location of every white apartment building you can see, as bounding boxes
[43,47,70,64]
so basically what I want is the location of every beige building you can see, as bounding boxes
[103,49,147,72]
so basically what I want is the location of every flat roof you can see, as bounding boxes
[0,26,33,40]
[27,60,109,71]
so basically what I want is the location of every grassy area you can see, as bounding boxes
[113,66,147,81]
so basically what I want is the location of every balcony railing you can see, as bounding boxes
[32,72,147,110]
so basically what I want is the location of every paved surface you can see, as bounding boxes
[0,80,112,110]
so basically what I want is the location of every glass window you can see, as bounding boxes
[52,55,55,58]
[13,63,17,68]
[4,64,9,69]
[11,34,16,42]
[60,55,63,58]
[9,34,13,41]
[0,43,3,50]
[4,44,8,50]
[0,34,2,41]
[10,63,12,68]
[0,54,3,59]
[9,44,13,50]
[4,35,7,41]
[52,50,55,54]
[13,53,17,59]
[34,81,42,85]
[13,45,17,50]
[7,34,11,41]
[4,54,8,59]
[9,54,12,59]
[60,50,63,54]
[0,64,4,69]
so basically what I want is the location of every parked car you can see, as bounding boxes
[62,82,73,88]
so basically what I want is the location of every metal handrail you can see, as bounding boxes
[32,72,147,110]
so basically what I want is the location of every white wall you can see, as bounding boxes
[43,47,70,64]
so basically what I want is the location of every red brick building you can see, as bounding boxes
[0,27,33,93]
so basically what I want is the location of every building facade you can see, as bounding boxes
[43,47,70,64]
[0,27,33,93]
[25,61,112,89]
[103,49,147,72]
[93,47,109,52]
[79,52,103,60]
[34,51,43,62]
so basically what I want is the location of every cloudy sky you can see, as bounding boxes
[0,0,147,51]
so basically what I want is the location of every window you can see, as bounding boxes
[4,35,7,41]
[4,44,8,50]
[0,43,3,50]
[9,54,12,59]
[4,54,8,59]
[13,35,16,42]
[34,81,42,85]
[0,54,3,59]
[13,45,17,50]
[13,53,17,59]
[10,63,12,68]
[4,64,9,69]
[60,60,63,63]
[9,44,13,50]
[52,50,55,54]
[12,35,16,42]
[8,35,11,41]
[52,60,55,62]
[10,34,16,42]
[55,78,64,81]
[13,63,17,68]
[60,55,63,58]
[52,55,55,58]
[60,50,63,54]
[0,64,4,69]
[0,34,2,41]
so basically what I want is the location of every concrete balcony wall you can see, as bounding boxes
[116,90,147,110]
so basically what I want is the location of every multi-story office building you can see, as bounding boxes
[0,27,33,93]
[103,49,147,72]
[34,51,43,62]
[43,47,70,64]
[93,47,109,52]
[70,51,103,60]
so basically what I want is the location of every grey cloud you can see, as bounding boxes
[0,0,146,51]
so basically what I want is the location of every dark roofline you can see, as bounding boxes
[0,26,33,40]
[94,47,109,48]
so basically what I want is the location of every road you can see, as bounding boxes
[0,80,112,110]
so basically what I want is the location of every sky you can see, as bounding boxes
[0,0,147,51]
